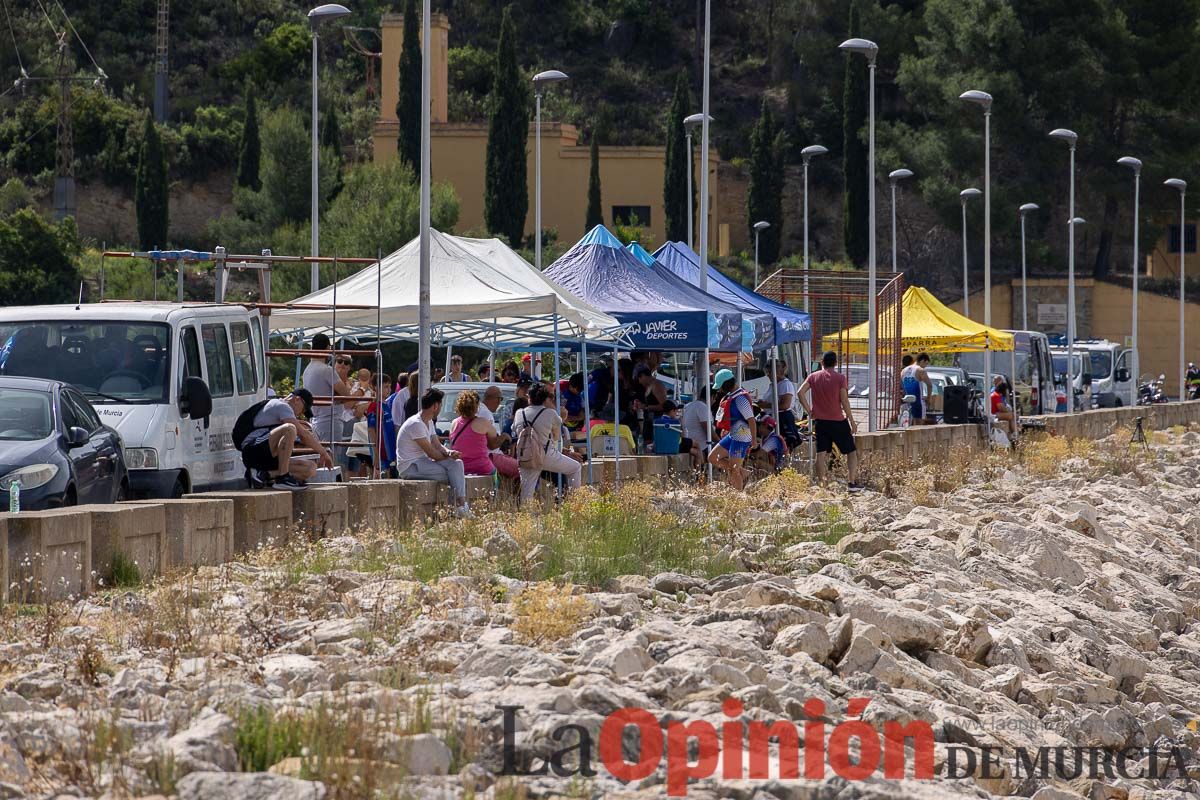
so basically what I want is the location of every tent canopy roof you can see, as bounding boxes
[824,286,1014,354]
[269,229,626,348]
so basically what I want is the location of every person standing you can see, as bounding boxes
[765,358,801,446]
[707,368,756,490]
[443,355,468,382]
[301,333,354,458]
[393,388,473,518]
[681,393,712,471]
[797,351,861,489]
[900,353,934,425]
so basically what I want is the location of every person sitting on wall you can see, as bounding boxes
[991,376,1018,438]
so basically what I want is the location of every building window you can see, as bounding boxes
[1168,224,1196,254]
[612,205,651,227]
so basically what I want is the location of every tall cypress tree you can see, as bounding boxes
[663,71,690,243]
[135,114,169,249]
[747,98,783,265]
[484,6,529,247]
[842,0,869,267]
[586,135,603,230]
[395,0,422,172]
[322,104,344,200]
[236,86,261,191]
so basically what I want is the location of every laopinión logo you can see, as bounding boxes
[497,699,1194,797]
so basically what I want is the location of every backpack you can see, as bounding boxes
[513,407,550,470]
[232,399,272,451]
[715,388,749,433]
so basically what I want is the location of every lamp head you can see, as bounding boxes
[1019,202,1039,214]
[533,69,569,88]
[1117,156,1143,174]
[838,38,879,63]
[1070,217,1086,226]
[753,221,771,231]
[801,144,829,162]
[683,113,712,132]
[959,89,993,111]
[1165,178,1187,194]
[960,188,982,202]
[889,168,914,183]
[307,4,351,25]
[1048,128,1078,146]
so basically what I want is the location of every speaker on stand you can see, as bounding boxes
[943,384,972,424]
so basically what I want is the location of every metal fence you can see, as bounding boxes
[757,269,906,431]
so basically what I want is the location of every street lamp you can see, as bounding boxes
[753,221,770,288]
[959,187,981,316]
[533,70,569,271]
[1117,156,1142,396]
[1018,203,1039,331]
[888,168,913,272]
[961,90,993,401]
[801,145,829,314]
[1165,178,1187,400]
[307,3,351,293]
[684,113,712,252]
[698,0,714,477]
[1048,127,1079,399]
[839,36,879,431]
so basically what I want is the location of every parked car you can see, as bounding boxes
[432,381,517,436]
[0,376,128,510]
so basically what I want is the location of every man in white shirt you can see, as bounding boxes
[681,397,712,465]
[394,387,472,518]
[764,359,801,446]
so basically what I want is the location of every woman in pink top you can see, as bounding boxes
[448,390,497,476]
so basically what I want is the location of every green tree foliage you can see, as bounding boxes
[663,71,690,243]
[586,136,603,230]
[237,87,262,191]
[0,209,80,304]
[748,98,784,265]
[842,0,869,267]
[252,106,321,228]
[396,0,423,172]
[228,23,311,89]
[135,115,169,249]
[484,6,530,248]
[321,104,344,200]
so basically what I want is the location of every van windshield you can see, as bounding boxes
[1087,350,1112,379]
[0,321,171,404]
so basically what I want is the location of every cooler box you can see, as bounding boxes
[652,425,681,455]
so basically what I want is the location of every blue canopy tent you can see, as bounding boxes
[545,226,753,352]
[628,241,776,350]
[652,241,812,347]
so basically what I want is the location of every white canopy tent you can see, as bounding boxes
[269,229,629,348]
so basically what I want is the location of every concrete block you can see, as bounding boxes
[586,457,642,484]
[85,503,167,584]
[345,481,402,531]
[397,480,438,527]
[434,475,494,507]
[0,514,8,602]
[5,508,91,602]
[292,484,349,540]
[187,491,294,553]
[633,455,668,482]
[665,453,695,479]
[124,498,234,569]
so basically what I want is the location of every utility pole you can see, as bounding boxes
[154,0,169,122]
[53,34,75,221]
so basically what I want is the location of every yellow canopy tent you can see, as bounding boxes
[823,286,1014,355]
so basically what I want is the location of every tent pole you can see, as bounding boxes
[704,347,713,482]
[490,319,497,378]
[444,344,452,380]
[582,339,593,485]
[553,307,563,496]
[613,341,620,487]
[376,247,383,478]
[770,346,780,444]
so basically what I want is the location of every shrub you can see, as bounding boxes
[511,582,593,646]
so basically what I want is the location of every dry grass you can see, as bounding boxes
[511,582,594,646]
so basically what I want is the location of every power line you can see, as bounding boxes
[54,0,104,75]
[1,0,24,78]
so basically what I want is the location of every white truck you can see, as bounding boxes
[0,302,268,497]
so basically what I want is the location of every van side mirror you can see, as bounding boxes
[180,376,213,428]
[1114,368,1130,383]
[66,426,89,448]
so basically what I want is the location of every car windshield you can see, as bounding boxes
[434,385,515,434]
[0,321,171,404]
[1051,354,1083,378]
[0,387,53,440]
[845,366,870,394]
[1087,350,1112,379]
[957,353,985,374]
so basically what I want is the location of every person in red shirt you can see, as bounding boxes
[797,350,861,489]
[991,376,1018,437]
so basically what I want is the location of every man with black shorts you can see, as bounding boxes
[797,351,861,489]
[240,389,333,490]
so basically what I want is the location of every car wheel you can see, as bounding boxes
[115,480,130,503]
[63,487,77,507]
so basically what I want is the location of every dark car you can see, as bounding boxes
[0,377,128,510]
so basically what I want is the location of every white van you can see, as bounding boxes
[0,303,267,497]
[1074,340,1135,407]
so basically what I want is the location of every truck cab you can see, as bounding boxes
[0,303,267,497]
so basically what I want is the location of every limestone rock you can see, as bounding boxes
[177,771,326,800]
[772,623,832,664]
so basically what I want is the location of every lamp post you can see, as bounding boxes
[1048,128,1078,402]
[1165,178,1187,400]
[684,113,711,251]
[839,37,879,431]
[753,221,770,288]
[1018,203,1039,331]
[801,145,829,317]
[533,70,569,271]
[959,188,981,316]
[307,3,351,293]
[888,168,913,272]
[698,0,714,477]
[961,90,993,402]
[417,0,431,389]
[1117,157,1142,397]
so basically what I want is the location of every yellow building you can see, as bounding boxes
[371,13,723,250]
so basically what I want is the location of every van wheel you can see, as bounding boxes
[170,476,187,498]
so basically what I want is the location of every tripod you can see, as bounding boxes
[1130,416,1148,451]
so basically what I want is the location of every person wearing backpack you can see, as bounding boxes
[512,383,581,503]
[707,369,757,490]
[235,389,332,490]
